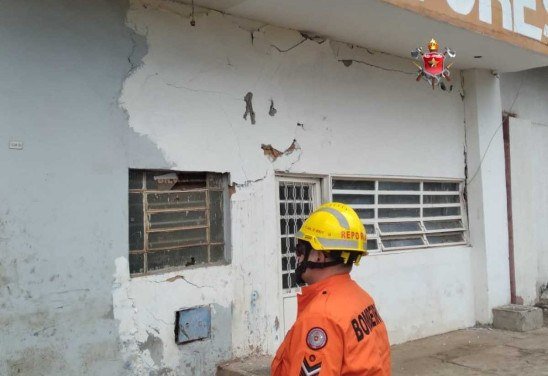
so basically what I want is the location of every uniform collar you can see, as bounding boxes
[297,273,351,314]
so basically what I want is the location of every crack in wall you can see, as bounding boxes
[164,80,240,100]
[162,275,214,289]
[460,72,470,231]
[232,171,269,188]
[270,37,306,53]
[123,0,443,188]
[270,32,326,53]
[231,21,268,46]
[285,147,303,173]
[339,59,415,76]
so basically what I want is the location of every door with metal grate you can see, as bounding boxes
[277,177,321,334]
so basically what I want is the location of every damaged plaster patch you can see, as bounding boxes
[139,332,164,367]
[268,99,277,117]
[261,139,300,162]
[122,0,445,186]
[127,28,148,75]
[112,257,159,374]
[122,0,325,184]
[112,252,234,374]
[243,92,256,124]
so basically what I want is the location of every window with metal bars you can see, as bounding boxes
[129,170,229,276]
[332,178,467,252]
[278,179,320,291]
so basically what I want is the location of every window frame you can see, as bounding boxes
[129,169,231,277]
[329,175,468,254]
[276,175,324,294]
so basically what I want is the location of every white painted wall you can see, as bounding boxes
[0,1,153,374]
[357,247,475,343]
[501,68,548,303]
[463,69,510,322]
[118,2,478,371]
[121,0,467,182]
[1,0,541,374]
[501,68,548,125]
[508,117,548,305]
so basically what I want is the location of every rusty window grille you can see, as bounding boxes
[278,179,320,291]
[129,170,229,276]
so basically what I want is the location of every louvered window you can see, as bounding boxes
[332,179,466,252]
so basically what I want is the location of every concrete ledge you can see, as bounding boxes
[492,305,543,332]
[217,356,271,376]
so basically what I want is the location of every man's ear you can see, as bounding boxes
[309,250,322,261]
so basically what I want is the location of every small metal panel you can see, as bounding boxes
[175,305,211,344]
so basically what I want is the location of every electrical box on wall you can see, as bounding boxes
[175,305,211,344]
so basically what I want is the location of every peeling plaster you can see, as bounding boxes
[121,0,312,184]
[113,254,234,374]
[243,92,256,124]
[261,139,300,162]
[121,0,463,184]
[119,0,473,369]
[268,99,277,116]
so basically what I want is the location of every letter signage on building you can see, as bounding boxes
[381,0,548,55]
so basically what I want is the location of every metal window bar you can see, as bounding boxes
[129,171,225,276]
[279,180,317,291]
[143,173,149,274]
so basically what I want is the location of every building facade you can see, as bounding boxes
[0,0,546,375]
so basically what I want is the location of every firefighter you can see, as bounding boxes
[271,202,391,376]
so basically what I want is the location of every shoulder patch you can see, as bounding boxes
[306,327,327,350]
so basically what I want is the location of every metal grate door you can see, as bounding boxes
[278,178,321,292]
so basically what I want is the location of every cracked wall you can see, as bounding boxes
[0,0,483,374]
[120,0,478,366]
[121,0,467,183]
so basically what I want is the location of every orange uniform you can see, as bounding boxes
[271,274,391,376]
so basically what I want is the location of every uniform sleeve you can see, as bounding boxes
[282,315,344,376]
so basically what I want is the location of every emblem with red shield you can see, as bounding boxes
[423,52,444,76]
[411,39,455,90]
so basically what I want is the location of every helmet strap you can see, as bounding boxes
[305,259,344,269]
[295,246,346,286]
[294,247,311,286]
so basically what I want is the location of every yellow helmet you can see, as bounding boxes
[296,202,367,265]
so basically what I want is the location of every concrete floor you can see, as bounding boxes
[392,326,548,375]
[218,313,548,375]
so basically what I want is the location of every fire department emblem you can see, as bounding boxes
[411,38,455,90]
[306,327,327,350]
